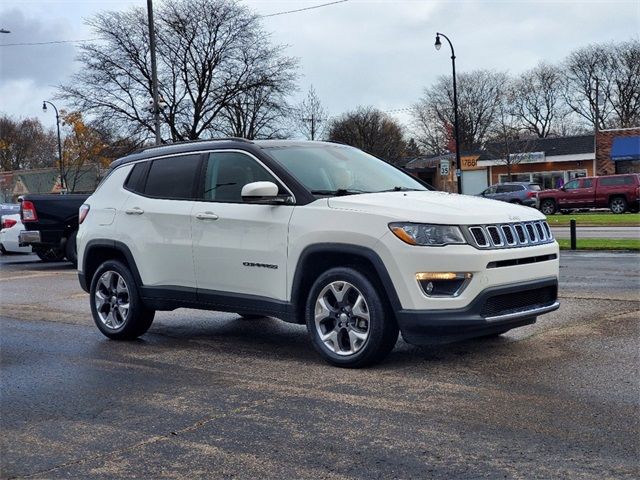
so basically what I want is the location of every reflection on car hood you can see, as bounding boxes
[327,191,545,224]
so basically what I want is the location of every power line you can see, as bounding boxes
[0,38,97,47]
[261,0,349,18]
[0,0,350,47]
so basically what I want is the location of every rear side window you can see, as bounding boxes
[600,176,633,186]
[144,155,201,199]
[124,162,147,193]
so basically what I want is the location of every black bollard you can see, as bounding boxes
[570,219,577,250]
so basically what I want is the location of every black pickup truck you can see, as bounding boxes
[19,194,89,265]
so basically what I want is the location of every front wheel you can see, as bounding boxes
[65,230,78,266]
[90,259,155,340]
[609,197,627,214]
[540,199,556,215]
[305,267,398,368]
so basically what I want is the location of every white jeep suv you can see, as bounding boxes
[77,139,559,367]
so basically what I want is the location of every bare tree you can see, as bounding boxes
[327,107,407,163]
[412,70,507,154]
[59,0,298,143]
[220,80,295,140]
[294,85,328,140]
[563,40,640,130]
[510,62,567,137]
[0,116,57,171]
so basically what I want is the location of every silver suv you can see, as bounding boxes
[479,182,541,207]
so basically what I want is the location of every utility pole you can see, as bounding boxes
[147,0,161,145]
[303,114,317,140]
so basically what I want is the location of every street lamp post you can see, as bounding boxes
[435,32,463,194]
[42,101,65,192]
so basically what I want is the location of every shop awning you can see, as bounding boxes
[611,136,640,161]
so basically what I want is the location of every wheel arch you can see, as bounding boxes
[290,243,401,324]
[81,239,143,292]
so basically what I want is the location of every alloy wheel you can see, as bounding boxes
[610,198,625,214]
[314,281,370,356]
[94,271,130,329]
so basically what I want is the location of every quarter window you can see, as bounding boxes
[144,155,201,199]
[124,162,147,193]
[203,152,280,203]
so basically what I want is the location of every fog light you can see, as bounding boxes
[416,272,472,297]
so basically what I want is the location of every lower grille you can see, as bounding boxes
[480,285,557,318]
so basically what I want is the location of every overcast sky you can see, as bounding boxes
[1,0,638,132]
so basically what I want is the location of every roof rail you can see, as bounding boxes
[135,137,253,154]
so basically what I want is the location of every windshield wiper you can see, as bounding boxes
[376,186,423,193]
[310,188,370,196]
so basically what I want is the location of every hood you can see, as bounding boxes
[327,191,544,225]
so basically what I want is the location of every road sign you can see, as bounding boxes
[440,159,450,176]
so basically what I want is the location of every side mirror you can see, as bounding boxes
[241,181,292,204]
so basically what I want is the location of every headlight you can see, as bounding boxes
[389,223,467,246]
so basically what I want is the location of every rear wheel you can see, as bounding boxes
[305,267,398,368]
[65,230,78,266]
[90,259,155,340]
[34,247,65,262]
[609,196,627,214]
[540,199,556,215]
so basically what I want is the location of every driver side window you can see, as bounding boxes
[564,180,579,190]
[203,152,279,203]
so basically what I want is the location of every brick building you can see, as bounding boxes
[595,127,640,175]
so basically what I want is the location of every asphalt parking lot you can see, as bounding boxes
[1,251,639,479]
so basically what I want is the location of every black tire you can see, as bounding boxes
[509,199,521,204]
[0,244,6,255]
[609,196,627,214]
[65,230,78,266]
[305,267,398,368]
[540,199,556,215]
[90,259,155,340]
[34,247,65,262]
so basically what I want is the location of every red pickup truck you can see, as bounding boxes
[538,173,640,215]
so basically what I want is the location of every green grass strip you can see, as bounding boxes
[546,212,640,226]
[558,238,640,250]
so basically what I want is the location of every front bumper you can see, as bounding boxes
[18,230,41,247]
[396,277,559,345]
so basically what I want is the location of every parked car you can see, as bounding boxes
[479,182,541,207]
[0,214,32,254]
[77,139,559,368]
[18,193,90,264]
[537,174,640,215]
[1,203,21,219]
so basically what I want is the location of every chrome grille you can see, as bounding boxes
[469,227,489,247]
[465,221,554,249]
[486,226,503,246]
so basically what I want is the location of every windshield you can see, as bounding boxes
[265,144,428,196]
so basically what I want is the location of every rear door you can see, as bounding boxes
[191,150,294,302]
[117,154,201,292]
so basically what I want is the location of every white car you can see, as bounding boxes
[77,140,559,367]
[1,214,32,254]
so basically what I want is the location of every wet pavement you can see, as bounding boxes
[1,251,639,479]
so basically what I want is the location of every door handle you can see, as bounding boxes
[125,207,144,215]
[195,212,219,220]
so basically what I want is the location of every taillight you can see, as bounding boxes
[21,200,38,222]
[527,191,537,198]
[1,218,17,229]
[79,204,90,224]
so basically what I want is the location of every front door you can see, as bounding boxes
[191,151,294,303]
[558,179,581,208]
